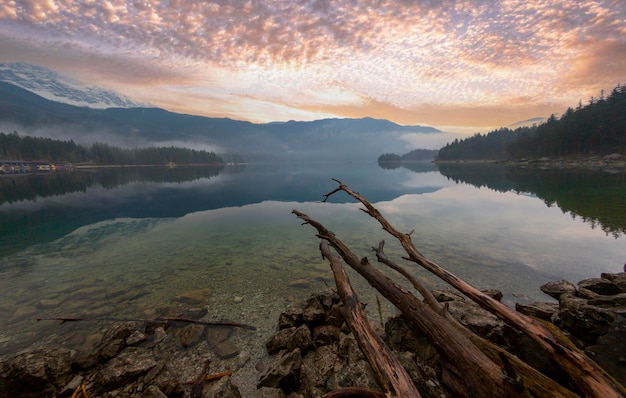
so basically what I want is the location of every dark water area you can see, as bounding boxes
[0,162,441,257]
[0,161,624,358]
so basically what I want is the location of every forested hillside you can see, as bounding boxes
[437,128,520,160]
[438,84,626,161]
[0,132,231,165]
[378,148,439,163]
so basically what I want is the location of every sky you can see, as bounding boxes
[0,0,625,134]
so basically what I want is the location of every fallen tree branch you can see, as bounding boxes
[183,370,233,384]
[190,360,211,398]
[294,209,518,398]
[36,316,257,330]
[373,240,442,315]
[70,384,89,398]
[322,387,386,398]
[375,239,582,398]
[321,179,625,398]
[320,240,421,398]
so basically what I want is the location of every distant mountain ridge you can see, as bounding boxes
[0,78,440,161]
[508,117,547,129]
[0,62,151,109]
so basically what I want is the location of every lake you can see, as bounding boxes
[0,161,624,361]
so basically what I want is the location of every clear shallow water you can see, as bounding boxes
[0,162,624,357]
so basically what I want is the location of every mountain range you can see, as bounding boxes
[0,63,442,161]
[0,62,150,109]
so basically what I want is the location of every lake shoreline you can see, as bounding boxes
[74,162,228,169]
[434,153,626,170]
[1,271,624,397]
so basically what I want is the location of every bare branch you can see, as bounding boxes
[319,240,421,398]
[323,180,625,398]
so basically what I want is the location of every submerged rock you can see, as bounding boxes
[173,287,212,305]
[2,273,625,398]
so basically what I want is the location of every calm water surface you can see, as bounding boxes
[0,162,624,358]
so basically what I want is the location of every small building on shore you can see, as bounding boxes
[29,160,53,172]
[0,160,73,174]
[0,160,28,174]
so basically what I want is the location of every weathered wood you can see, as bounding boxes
[37,316,256,330]
[322,387,386,397]
[321,179,626,398]
[375,240,582,398]
[320,240,421,398]
[373,240,443,315]
[294,209,518,398]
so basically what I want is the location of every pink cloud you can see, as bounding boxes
[0,0,624,128]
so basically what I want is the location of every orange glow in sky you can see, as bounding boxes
[0,0,624,134]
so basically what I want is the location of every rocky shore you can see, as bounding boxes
[436,153,626,171]
[1,272,625,397]
[502,153,626,170]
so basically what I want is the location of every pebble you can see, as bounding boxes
[289,279,310,288]
[173,288,212,305]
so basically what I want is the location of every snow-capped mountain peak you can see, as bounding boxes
[0,62,151,109]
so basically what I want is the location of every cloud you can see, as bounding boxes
[0,0,624,130]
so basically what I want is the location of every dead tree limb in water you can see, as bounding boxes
[373,240,443,316]
[37,316,257,330]
[319,240,421,398]
[295,208,585,396]
[314,178,625,398]
[293,209,519,398]
[374,239,584,398]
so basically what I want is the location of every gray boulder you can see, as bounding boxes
[0,347,73,398]
[203,375,241,398]
[266,324,314,355]
[302,295,326,323]
[585,315,626,389]
[540,280,577,299]
[254,387,286,398]
[277,308,303,330]
[515,301,559,321]
[257,348,302,392]
[578,277,622,296]
[555,292,619,344]
[94,347,157,391]
[139,385,168,398]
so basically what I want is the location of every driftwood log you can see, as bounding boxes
[320,240,421,398]
[292,179,626,398]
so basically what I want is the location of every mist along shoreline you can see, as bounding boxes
[73,162,229,169]
[0,161,232,175]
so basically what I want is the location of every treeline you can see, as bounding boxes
[0,132,236,165]
[438,84,626,161]
[437,128,520,161]
[0,132,88,162]
[89,142,224,165]
[378,148,439,163]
